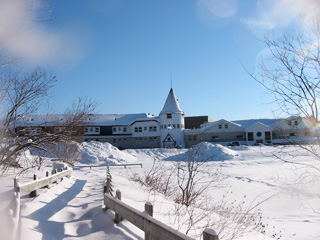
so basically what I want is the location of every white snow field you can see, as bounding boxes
[0,142,319,240]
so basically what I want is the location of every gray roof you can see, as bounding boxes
[232,119,283,129]
[12,113,159,127]
[160,88,183,114]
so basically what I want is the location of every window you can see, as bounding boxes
[177,124,180,128]
[134,127,142,132]
[248,132,254,141]
[149,126,157,132]
[113,127,117,132]
[219,124,222,129]
[288,121,292,126]
[236,135,243,138]
[123,138,127,144]
[188,135,196,141]
[123,127,127,132]
[265,131,271,140]
[290,132,296,137]
[173,124,176,128]
[164,125,167,129]
[212,136,219,139]
[257,132,262,137]
[95,128,99,132]
[113,139,116,143]
[294,120,298,126]
[160,125,163,129]
[149,137,157,142]
[90,127,93,132]
[144,126,147,131]
[167,113,172,119]
[135,138,143,143]
[84,127,88,133]
[225,124,228,129]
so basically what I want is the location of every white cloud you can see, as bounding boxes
[198,0,238,18]
[242,0,320,31]
[0,0,84,67]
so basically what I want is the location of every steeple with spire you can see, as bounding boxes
[159,88,185,148]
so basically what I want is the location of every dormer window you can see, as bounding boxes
[167,113,172,119]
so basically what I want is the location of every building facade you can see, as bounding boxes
[12,88,319,148]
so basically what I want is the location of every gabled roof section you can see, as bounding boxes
[245,122,271,131]
[233,119,282,129]
[199,119,242,133]
[160,88,183,115]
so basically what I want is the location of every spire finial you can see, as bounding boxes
[170,75,173,89]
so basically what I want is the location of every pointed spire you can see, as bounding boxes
[160,88,183,114]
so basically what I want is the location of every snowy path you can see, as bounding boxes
[20,168,144,240]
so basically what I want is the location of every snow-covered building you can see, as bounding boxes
[11,88,319,148]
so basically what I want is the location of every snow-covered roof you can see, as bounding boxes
[244,122,272,131]
[232,119,282,129]
[12,113,159,127]
[160,88,183,115]
[199,119,242,133]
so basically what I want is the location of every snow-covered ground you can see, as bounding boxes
[0,142,319,240]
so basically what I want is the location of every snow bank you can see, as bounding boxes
[165,142,239,162]
[197,142,239,161]
[80,141,137,164]
[52,161,69,172]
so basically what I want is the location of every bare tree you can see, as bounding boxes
[0,67,96,173]
[175,142,223,207]
[246,20,320,164]
[256,22,320,122]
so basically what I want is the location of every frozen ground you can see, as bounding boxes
[0,142,319,240]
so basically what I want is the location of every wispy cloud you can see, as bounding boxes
[242,0,320,31]
[197,0,238,18]
[0,0,84,67]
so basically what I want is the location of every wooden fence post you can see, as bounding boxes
[29,174,38,197]
[145,202,153,217]
[46,171,51,188]
[203,228,219,240]
[12,177,20,217]
[114,190,123,223]
[145,202,153,240]
[14,177,19,193]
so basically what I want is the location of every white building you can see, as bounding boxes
[12,88,319,148]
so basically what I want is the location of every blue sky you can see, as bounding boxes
[1,0,319,120]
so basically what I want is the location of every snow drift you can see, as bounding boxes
[80,141,137,164]
[165,142,239,162]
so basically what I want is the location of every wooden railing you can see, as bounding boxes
[75,163,143,169]
[8,167,72,240]
[103,178,219,240]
